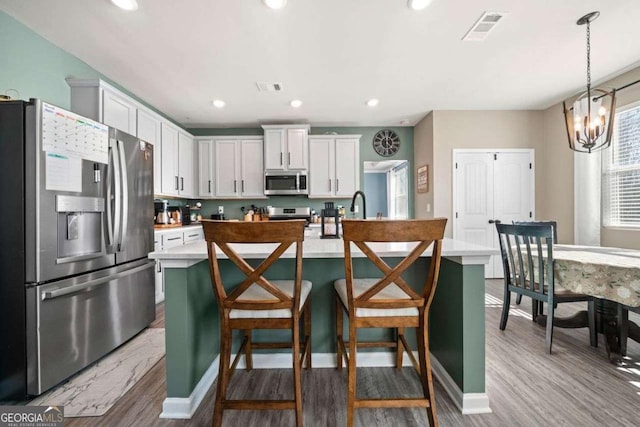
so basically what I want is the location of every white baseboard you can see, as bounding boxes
[159,355,219,419]
[160,351,491,419]
[430,354,492,414]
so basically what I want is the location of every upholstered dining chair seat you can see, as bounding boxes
[334,278,419,317]
[230,280,313,319]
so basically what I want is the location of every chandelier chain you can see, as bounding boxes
[586,20,591,90]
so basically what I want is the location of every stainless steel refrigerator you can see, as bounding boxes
[0,99,155,402]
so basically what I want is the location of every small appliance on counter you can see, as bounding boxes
[321,202,340,238]
[154,200,170,225]
[181,206,191,225]
[267,207,311,225]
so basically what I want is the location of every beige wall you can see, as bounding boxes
[430,110,544,237]
[541,66,640,248]
[414,112,434,219]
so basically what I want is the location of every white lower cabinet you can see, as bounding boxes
[308,135,361,198]
[154,227,203,303]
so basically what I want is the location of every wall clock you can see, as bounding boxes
[372,129,400,157]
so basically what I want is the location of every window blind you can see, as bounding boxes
[603,105,640,227]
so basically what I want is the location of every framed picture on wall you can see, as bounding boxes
[417,164,428,193]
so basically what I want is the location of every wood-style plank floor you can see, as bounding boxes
[66,281,640,426]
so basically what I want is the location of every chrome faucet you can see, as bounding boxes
[350,190,366,219]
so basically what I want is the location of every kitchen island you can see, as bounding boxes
[149,235,497,419]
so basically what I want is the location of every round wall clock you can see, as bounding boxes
[372,129,400,157]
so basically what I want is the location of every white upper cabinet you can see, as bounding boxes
[262,125,309,171]
[308,135,361,198]
[197,139,215,198]
[178,132,195,198]
[213,137,264,198]
[161,123,180,196]
[137,109,162,195]
[102,89,137,135]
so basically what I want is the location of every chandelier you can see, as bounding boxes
[563,11,616,153]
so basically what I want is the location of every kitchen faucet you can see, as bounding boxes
[350,190,366,219]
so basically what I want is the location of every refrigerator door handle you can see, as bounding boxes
[106,143,115,247]
[117,140,128,252]
[112,139,122,250]
[41,262,155,300]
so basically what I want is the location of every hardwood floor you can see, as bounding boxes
[66,281,640,426]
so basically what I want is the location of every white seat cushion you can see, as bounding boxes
[334,278,419,318]
[229,280,312,319]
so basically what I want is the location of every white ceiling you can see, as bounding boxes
[2,0,640,128]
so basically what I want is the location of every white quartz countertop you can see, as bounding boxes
[149,236,497,266]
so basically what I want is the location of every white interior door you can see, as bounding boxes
[454,150,534,278]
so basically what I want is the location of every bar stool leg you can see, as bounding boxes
[347,322,357,427]
[396,327,405,370]
[293,316,303,427]
[418,315,438,427]
[213,317,232,427]
[304,303,312,369]
[244,329,253,371]
[336,297,344,370]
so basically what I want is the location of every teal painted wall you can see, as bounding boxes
[0,11,181,125]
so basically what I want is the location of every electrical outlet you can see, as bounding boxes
[218,206,224,214]
[427,203,431,213]
[354,205,359,213]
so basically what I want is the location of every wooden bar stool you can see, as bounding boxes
[202,219,312,427]
[334,218,447,427]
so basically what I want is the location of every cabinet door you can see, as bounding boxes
[286,128,308,170]
[198,140,215,198]
[178,132,195,197]
[264,129,285,170]
[137,110,162,195]
[215,140,239,197]
[102,88,137,135]
[240,139,264,197]
[160,123,179,195]
[335,138,360,197]
[308,137,334,197]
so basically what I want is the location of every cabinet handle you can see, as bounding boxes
[288,152,291,166]
[167,237,181,241]
[280,152,283,165]
[175,176,179,190]
[180,177,184,191]
[208,180,211,193]
[336,179,339,193]
[187,234,198,238]
[242,180,245,193]
[234,180,237,193]
[156,260,162,273]
[329,179,331,192]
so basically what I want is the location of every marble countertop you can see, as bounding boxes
[149,235,497,265]
[153,224,203,235]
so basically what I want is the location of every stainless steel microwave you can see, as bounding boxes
[264,170,308,195]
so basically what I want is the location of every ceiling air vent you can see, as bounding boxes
[462,12,506,41]
[256,82,284,92]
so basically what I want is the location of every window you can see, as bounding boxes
[389,163,408,219]
[602,102,640,227]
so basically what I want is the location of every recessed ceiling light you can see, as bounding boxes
[263,0,287,10]
[290,99,302,108]
[111,0,138,11]
[366,98,379,108]
[407,0,432,11]
[212,100,226,108]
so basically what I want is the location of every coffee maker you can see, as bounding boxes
[154,200,170,225]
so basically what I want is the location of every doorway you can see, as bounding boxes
[364,160,409,219]
[453,150,535,278]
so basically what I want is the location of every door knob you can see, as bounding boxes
[488,219,501,224]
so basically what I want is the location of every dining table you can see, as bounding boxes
[521,244,640,362]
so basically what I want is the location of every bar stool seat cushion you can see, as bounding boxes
[230,280,313,319]
[334,278,419,318]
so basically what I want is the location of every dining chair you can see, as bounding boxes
[512,220,558,307]
[202,219,312,427]
[334,218,447,427]
[496,223,596,353]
